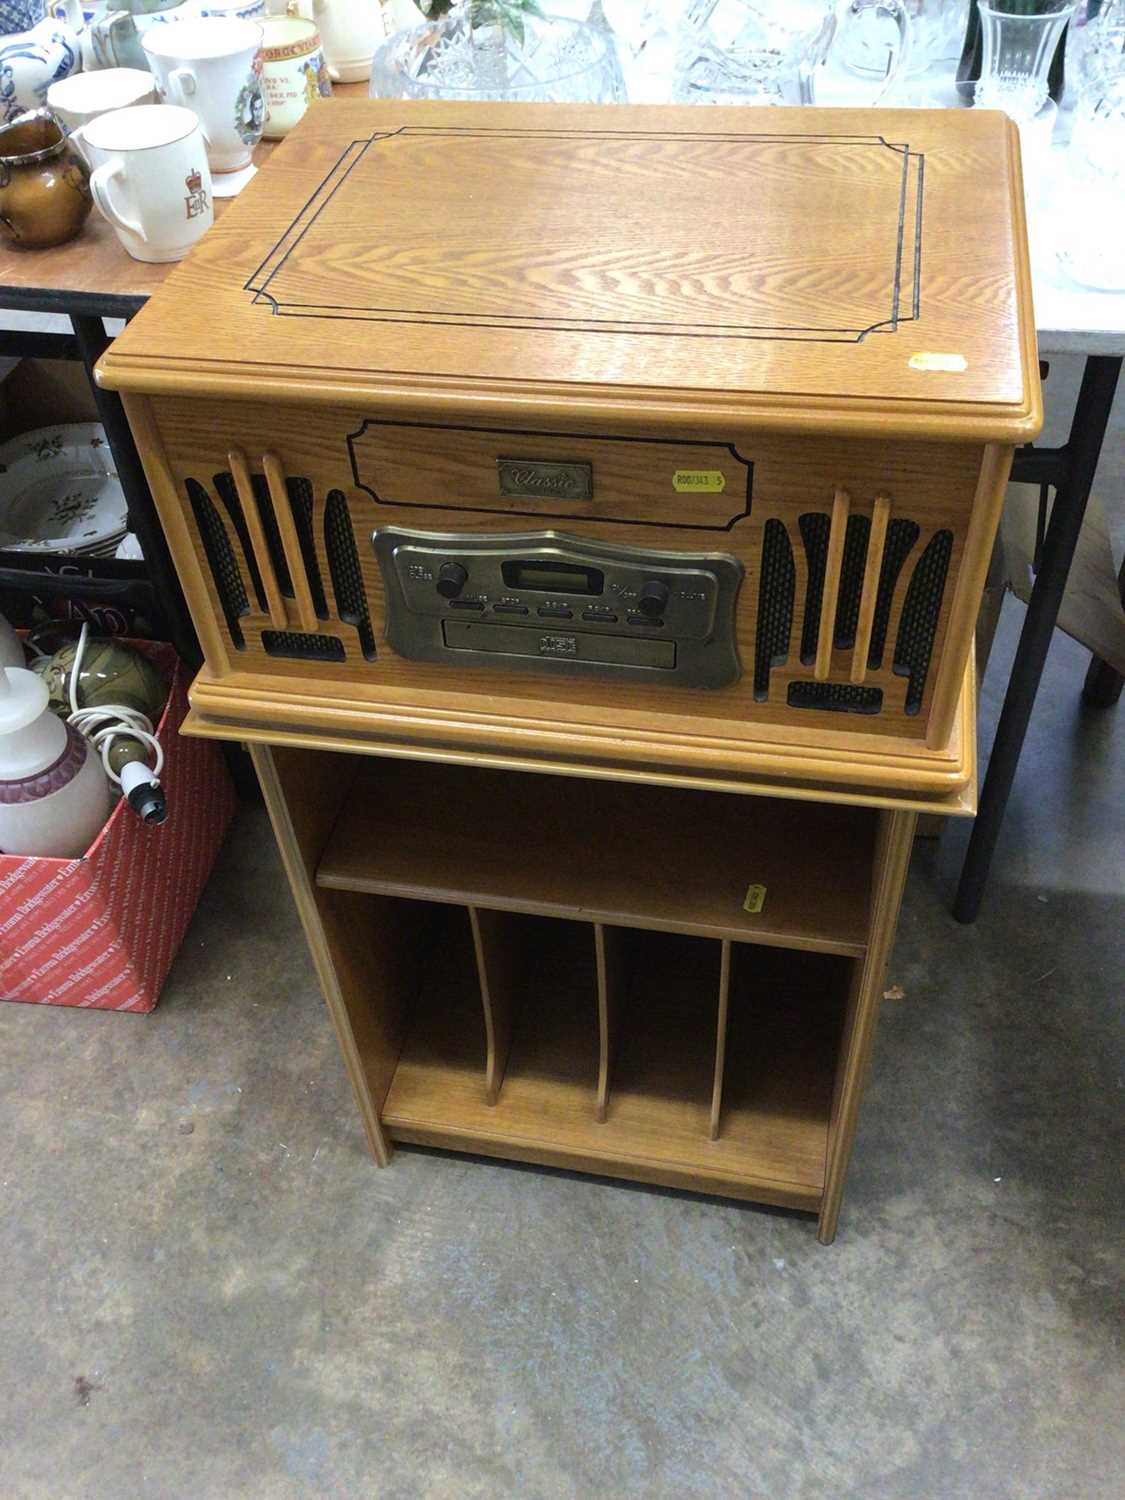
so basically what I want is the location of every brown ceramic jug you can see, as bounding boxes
[0,108,91,250]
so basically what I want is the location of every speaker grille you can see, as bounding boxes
[788,681,884,714]
[798,512,830,666]
[286,476,328,620]
[895,530,953,715]
[754,518,795,701]
[867,518,920,670]
[263,630,346,661]
[834,513,871,649]
[186,479,246,648]
[213,470,265,612]
[325,490,376,660]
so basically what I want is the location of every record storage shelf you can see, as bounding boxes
[281,751,912,1240]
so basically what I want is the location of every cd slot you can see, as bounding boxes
[442,619,677,670]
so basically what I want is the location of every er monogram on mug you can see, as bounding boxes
[73,104,214,263]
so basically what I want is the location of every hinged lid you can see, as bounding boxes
[99,100,1040,441]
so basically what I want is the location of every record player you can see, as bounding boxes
[100,99,1039,799]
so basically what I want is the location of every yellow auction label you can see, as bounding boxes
[673,470,726,493]
[909,352,968,373]
[743,884,767,915]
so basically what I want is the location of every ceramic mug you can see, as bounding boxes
[286,0,377,83]
[75,102,213,261]
[89,0,192,71]
[0,106,91,248]
[259,13,330,138]
[142,16,265,174]
[46,67,157,132]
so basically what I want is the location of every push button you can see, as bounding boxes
[627,612,664,628]
[493,603,529,616]
[450,599,485,611]
[537,606,573,620]
[582,607,618,623]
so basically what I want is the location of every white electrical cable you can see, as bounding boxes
[66,622,164,788]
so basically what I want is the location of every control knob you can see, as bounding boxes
[436,561,468,599]
[637,578,670,619]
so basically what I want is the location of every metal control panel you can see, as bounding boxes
[372,528,744,689]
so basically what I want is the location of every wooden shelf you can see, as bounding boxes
[317,759,873,958]
[381,917,846,1213]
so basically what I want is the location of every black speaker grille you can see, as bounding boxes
[798,512,830,666]
[213,470,265,613]
[754,518,795,701]
[834,513,871,649]
[895,530,953,715]
[867,519,920,670]
[325,490,376,660]
[787,681,884,715]
[286,476,328,620]
[186,479,246,649]
[250,472,293,597]
[262,630,346,662]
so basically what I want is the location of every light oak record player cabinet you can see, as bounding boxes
[100,101,1040,1241]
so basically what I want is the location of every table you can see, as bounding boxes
[0,97,365,661]
[0,86,1119,923]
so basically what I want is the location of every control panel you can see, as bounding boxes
[372,528,744,689]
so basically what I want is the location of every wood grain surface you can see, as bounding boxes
[315,756,875,955]
[99,99,1041,441]
[0,87,365,307]
[139,390,989,744]
[381,920,846,1210]
[175,645,979,810]
[106,98,1017,797]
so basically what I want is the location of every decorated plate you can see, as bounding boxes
[0,424,129,554]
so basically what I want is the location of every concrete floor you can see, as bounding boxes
[2,364,1123,1498]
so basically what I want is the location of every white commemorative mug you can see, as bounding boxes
[47,68,157,134]
[143,16,265,175]
[75,103,214,263]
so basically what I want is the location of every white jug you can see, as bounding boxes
[286,0,378,82]
[0,1,86,125]
[0,663,111,859]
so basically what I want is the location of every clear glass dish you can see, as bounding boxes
[369,9,626,103]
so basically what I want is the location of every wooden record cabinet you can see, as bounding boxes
[100,100,1039,1239]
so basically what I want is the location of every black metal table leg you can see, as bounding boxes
[69,313,200,667]
[953,354,1123,923]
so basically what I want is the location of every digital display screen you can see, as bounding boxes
[502,560,604,595]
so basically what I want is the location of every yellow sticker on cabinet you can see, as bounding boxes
[673,470,726,493]
[909,352,968,373]
[743,884,767,915]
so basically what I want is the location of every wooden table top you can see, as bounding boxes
[100,97,1040,442]
[0,85,368,317]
